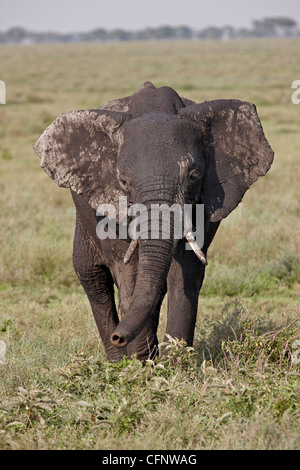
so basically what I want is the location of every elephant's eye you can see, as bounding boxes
[119,177,128,191]
[188,169,200,184]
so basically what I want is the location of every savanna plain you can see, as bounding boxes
[0,39,299,450]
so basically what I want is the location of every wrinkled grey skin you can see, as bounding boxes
[34,82,274,361]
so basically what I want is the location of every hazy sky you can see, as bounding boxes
[1,0,300,32]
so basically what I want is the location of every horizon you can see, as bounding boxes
[2,17,300,35]
[1,0,300,33]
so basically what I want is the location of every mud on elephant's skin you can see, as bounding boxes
[33,82,274,362]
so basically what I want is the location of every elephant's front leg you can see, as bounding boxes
[73,216,125,362]
[165,240,206,347]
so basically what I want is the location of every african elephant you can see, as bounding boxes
[33,82,274,362]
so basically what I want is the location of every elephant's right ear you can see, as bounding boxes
[33,109,129,209]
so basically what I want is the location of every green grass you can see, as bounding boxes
[0,38,299,449]
[0,302,299,450]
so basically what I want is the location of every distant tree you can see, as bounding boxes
[266,17,297,28]
[251,17,298,37]
[89,28,109,41]
[153,26,177,39]
[135,28,152,40]
[198,26,224,39]
[264,17,298,36]
[6,27,27,43]
[235,28,254,38]
[109,29,132,41]
[174,25,194,39]
[252,19,274,37]
[0,32,7,44]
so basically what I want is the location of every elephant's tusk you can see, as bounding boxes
[124,239,138,264]
[185,231,207,266]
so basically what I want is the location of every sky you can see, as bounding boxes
[1,0,300,33]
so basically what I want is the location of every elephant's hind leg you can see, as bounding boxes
[73,215,125,361]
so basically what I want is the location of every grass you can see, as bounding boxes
[0,38,299,449]
[0,302,299,449]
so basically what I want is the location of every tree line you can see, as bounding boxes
[0,17,299,44]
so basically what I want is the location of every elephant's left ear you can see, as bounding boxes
[33,109,130,209]
[179,100,274,222]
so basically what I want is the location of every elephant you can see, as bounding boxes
[33,81,274,362]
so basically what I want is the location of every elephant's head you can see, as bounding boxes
[33,82,274,348]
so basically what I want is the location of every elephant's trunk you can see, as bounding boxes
[111,237,174,347]
[111,182,178,347]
